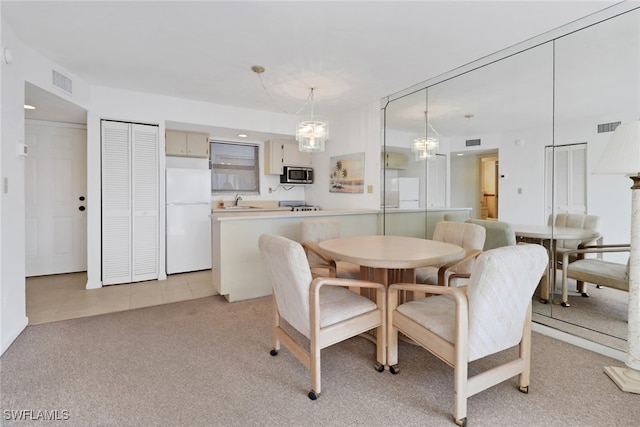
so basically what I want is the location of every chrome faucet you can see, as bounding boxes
[234,194,242,206]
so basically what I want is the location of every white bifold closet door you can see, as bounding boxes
[101,120,159,285]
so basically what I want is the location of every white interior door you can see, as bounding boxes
[25,121,87,276]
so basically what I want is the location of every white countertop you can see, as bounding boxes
[211,209,379,221]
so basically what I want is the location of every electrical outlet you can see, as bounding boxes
[268,187,273,194]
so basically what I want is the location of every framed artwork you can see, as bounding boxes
[329,152,365,193]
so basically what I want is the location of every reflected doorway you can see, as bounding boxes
[479,154,499,219]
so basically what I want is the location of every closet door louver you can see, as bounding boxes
[101,120,158,285]
[131,124,159,282]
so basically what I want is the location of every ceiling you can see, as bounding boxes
[4,1,621,130]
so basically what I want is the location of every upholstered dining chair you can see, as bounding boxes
[415,221,486,287]
[548,213,602,266]
[300,219,361,279]
[387,244,548,427]
[560,243,630,307]
[465,219,516,250]
[258,234,386,400]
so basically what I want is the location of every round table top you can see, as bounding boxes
[318,235,465,269]
[511,224,601,240]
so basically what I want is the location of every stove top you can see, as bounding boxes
[291,205,321,211]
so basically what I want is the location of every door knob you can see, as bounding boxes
[79,206,86,211]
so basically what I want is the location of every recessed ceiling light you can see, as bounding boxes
[24,104,35,110]
[457,153,464,156]
[237,133,248,138]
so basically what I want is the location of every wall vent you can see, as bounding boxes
[52,70,72,94]
[597,121,620,133]
[465,138,481,147]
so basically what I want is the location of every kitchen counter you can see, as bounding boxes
[211,209,378,302]
[211,208,378,220]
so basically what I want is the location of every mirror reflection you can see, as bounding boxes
[381,8,639,350]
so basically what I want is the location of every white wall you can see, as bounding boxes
[1,21,94,354]
[307,101,382,210]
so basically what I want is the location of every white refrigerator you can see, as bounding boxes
[388,177,420,209]
[166,168,212,274]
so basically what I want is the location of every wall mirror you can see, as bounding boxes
[381,7,640,351]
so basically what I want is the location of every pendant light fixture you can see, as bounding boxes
[252,65,328,152]
[412,111,439,161]
[296,88,328,153]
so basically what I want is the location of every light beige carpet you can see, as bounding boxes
[1,295,637,426]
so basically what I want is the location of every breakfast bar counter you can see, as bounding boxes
[211,209,378,301]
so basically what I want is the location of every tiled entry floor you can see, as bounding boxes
[26,270,217,325]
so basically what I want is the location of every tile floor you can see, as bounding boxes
[26,270,217,325]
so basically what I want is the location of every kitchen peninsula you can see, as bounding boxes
[211,209,378,301]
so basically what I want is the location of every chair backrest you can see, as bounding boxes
[443,211,471,223]
[548,213,601,249]
[301,220,341,265]
[466,244,548,361]
[466,219,516,250]
[433,221,486,273]
[258,234,313,338]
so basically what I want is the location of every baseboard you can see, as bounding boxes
[533,322,626,362]
[1,315,29,356]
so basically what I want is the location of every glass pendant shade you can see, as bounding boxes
[412,136,439,161]
[296,116,328,152]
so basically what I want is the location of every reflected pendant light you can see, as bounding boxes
[412,116,439,161]
[296,88,328,152]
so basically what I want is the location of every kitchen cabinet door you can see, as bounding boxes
[166,130,209,158]
[264,140,312,174]
[186,132,209,157]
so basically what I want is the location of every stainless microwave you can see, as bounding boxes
[280,166,313,184]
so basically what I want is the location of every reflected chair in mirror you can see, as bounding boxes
[548,213,602,267]
[560,243,630,307]
[444,211,471,223]
[300,219,361,279]
[258,234,386,400]
[415,221,485,287]
[465,219,516,250]
[387,244,549,427]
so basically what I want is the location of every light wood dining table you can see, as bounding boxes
[511,224,601,304]
[318,235,465,286]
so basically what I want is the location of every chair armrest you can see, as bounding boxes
[311,277,385,291]
[302,241,338,275]
[310,277,386,323]
[387,282,468,313]
[437,249,482,286]
[561,244,630,267]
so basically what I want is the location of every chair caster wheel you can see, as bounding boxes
[581,292,589,298]
[455,417,467,427]
[375,362,384,372]
[519,385,529,394]
[308,390,318,400]
[270,349,278,356]
[390,364,400,375]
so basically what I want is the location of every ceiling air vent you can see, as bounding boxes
[597,121,620,133]
[52,70,72,94]
[465,138,481,147]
